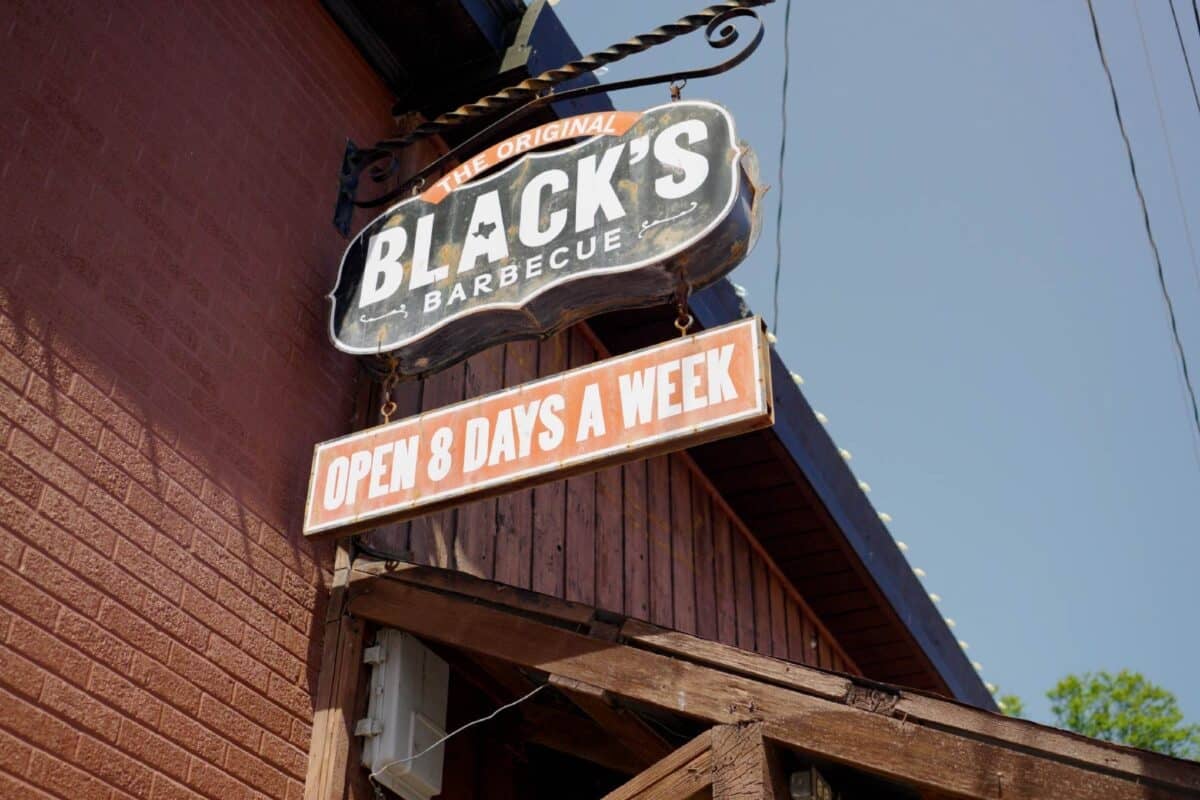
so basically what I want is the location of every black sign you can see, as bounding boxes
[328,101,762,374]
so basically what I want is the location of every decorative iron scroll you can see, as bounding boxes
[334,0,772,235]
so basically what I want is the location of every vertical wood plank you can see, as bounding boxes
[564,329,597,605]
[801,611,818,667]
[731,533,755,652]
[711,511,738,647]
[454,344,505,579]
[410,362,465,567]
[646,455,673,629]
[494,340,538,589]
[595,463,624,614]
[669,454,697,635]
[751,555,772,656]
[622,459,650,621]
[691,482,717,642]
[362,377,422,556]
[769,575,788,659]
[818,633,833,671]
[532,332,568,597]
[785,602,805,665]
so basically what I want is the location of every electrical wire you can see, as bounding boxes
[368,684,546,785]
[771,0,793,335]
[1084,0,1200,450]
[1168,0,1200,116]
[1132,0,1200,292]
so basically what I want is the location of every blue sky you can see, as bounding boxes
[553,0,1200,724]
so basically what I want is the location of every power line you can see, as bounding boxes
[1133,0,1200,293]
[1084,0,1200,448]
[772,0,793,335]
[1168,0,1200,116]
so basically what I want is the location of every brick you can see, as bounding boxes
[0,381,56,446]
[197,694,262,753]
[73,544,149,610]
[98,600,172,663]
[0,564,62,628]
[207,634,269,693]
[0,726,32,778]
[68,376,141,445]
[153,532,219,597]
[130,653,202,714]
[167,642,234,705]
[114,537,184,603]
[216,579,275,637]
[98,428,163,492]
[128,483,196,547]
[40,675,122,742]
[27,749,112,800]
[83,484,157,552]
[0,685,80,755]
[53,426,132,500]
[191,530,254,586]
[0,641,47,700]
[266,673,312,719]
[139,434,205,498]
[6,616,91,685]
[42,484,116,557]
[0,525,22,570]
[0,346,30,392]
[9,428,86,500]
[225,745,288,799]
[0,450,44,507]
[241,630,301,683]
[182,585,245,644]
[158,704,227,764]
[89,662,162,729]
[150,773,206,800]
[272,617,311,662]
[75,735,155,799]
[247,575,309,632]
[231,683,294,741]
[117,719,190,782]
[19,547,103,617]
[288,719,311,752]
[279,569,320,612]
[27,373,104,447]
[57,608,135,673]
[259,731,306,781]
[187,759,252,800]
[142,592,208,653]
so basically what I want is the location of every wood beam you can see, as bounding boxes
[304,542,369,800]
[345,571,1200,800]
[549,674,674,766]
[711,724,788,800]
[602,731,714,800]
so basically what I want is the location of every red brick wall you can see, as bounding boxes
[1,2,395,798]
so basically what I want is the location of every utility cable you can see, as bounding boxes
[1168,0,1200,116]
[772,0,793,335]
[1084,0,1200,448]
[1133,0,1200,292]
[368,684,546,784]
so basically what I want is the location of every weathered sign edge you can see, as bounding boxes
[303,316,772,539]
[325,100,747,356]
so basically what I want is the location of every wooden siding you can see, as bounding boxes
[364,326,855,672]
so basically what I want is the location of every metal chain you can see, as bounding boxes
[674,282,694,337]
[379,356,400,423]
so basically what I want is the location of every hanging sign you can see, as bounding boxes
[304,317,772,539]
[328,101,763,374]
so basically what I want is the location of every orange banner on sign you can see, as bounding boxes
[419,111,643,204]
[303,318,772,539]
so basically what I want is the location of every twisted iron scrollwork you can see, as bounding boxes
[334,0,772,235]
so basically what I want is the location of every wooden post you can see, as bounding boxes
[711,723,789,800]
[303,541,368,800]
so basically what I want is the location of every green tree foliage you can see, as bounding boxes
[1047,671,1200,758]
[996,693,1025,719]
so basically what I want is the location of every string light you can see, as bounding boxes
[929,593,942,603]
[913,567,926,578]
[895,540,907,552]
[838,448,852,461]
[790,371,803,385]
[815,411,828,424]
[878,512,891,523]
[858,480,870,493]
[958,640,970,650]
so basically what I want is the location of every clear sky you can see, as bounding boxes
[553,0,1200,725]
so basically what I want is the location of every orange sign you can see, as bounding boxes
[303,318,773,539]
